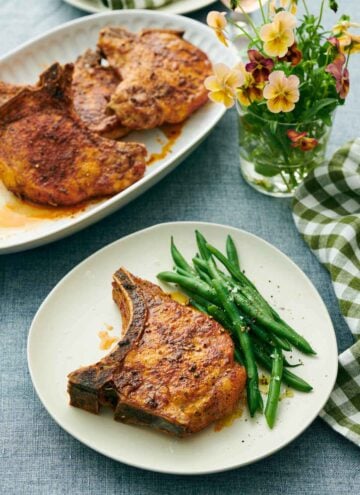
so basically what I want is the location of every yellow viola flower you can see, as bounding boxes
[260,11,297,57]
[207,11,228,46]
[263,70,300,113]
[289,1,298,15]
[204,63,244,108]
[280,0,298,14]
[332,20,360,35]
[338,32,360,54]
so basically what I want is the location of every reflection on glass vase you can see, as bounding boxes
[237,103,333,197]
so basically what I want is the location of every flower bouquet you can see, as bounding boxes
[205,1,359,196]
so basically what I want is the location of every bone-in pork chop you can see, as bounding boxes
[68,268,246,436]
[98,27,212,130]
[0,63,146,206]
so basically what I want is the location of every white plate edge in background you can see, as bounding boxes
[63,0,217,15]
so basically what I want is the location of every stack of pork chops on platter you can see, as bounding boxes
[0,27,212,207]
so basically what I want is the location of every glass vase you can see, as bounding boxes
[237,104,333,197]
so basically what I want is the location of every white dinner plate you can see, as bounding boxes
[0,11,235,254]
[63,0,216,15]
[28,222,338,475]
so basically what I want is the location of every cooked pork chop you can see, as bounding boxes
[0,81,24,106]
[68,268,246,436]
[98,27,212,130]
[72,49,129,139]
[0,63,146,206]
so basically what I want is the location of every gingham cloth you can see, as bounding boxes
[101,0,173,8]
[293,138,360,447]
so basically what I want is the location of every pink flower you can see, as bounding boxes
[245,50,274,83]
[326,53,350,99]
[327,36,340,50]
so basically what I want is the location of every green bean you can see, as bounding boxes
[157,271,218,304]
[195,230,212,261]
[192,259,213,285]
[212,278,263,416]
[234,348,244,365]
[190,262,282,349]
[207,243,283,327]
[170,237,194,275]
[189,299,207,313]
[247,317,291,351]
[265,347,283,428]
[218,279,292,351]
[232,291,315,355]
[247,321,290,354]
[226,235,241,271]
[175,266,193,278]
[206,242,252,287]
[220,274,292,351]
[252,336,300,368]
[253,344,312,392]
[207,304,233,330]
[185,290,215,310]
[207,241,306,353]
[248,320,275,346]
[192,256,211,275]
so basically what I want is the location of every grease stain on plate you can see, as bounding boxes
[98,329,117,351]
[0,196,88,229]
[214,397,245,432]
[147,124,183,166]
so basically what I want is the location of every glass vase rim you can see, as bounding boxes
[236,101,335,126]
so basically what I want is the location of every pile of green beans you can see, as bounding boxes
[157,231,315,428]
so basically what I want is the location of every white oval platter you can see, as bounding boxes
[0,11,235,254]
[28,222,338,474]
[64,0,216,15]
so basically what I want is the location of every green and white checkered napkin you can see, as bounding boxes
[292,138,360,447]
[101,0,173,9]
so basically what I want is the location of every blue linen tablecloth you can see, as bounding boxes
[0,1,359,493]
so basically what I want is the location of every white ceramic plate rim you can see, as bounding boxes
[0,11,235,254]
[63,0,217,15]
[27,221,338,475]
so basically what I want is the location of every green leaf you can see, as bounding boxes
[300,98,338,122]
[329,0,338,13]
[255,162,281,177]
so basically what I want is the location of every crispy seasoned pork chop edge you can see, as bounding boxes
[67,268,147,413]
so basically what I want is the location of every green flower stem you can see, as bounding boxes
[258,0,266,23]
[301,0,310,16]
[235,4,260,39]
[316,0,325,29]
[227,20,257,46]
[279,170,293,193]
